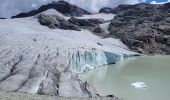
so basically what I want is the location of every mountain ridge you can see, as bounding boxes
[99,3,170,14]
[12,1,91,18]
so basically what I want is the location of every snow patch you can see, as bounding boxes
[36,9,70,19]
[77,13,115,20]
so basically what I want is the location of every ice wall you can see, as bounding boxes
[68,49,121,73]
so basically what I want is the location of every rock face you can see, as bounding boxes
[12,1,91,18]
[68,17,105,26]
[103,3,170,55]
[59,20,81,31]
[0,18,6,19]
[68,17,105,33]
[38,14,81,31]
[38,14,106,33]
[38,14,61,29]
[99,7,113,14]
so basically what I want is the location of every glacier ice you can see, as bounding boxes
[68,49,121,73]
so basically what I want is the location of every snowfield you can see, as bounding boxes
[77,13,115,21]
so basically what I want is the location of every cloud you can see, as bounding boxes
[0,0,146,18]
[150,0,167,4]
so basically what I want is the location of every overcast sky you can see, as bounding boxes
[0,0,169,18]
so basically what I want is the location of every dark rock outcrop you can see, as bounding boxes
[108,3,170,55]
[99,3,161,14]
[38,14,105,33]
[38,14,81,31]
[12,1,91,18]
[59,20,81,31]
[68,17,105,33]
[38,14,61,29]
[99,7,112,13]
[68,17,105,26]
[93,27,105,33]
[0,18,6,19]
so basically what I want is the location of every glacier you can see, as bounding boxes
[69,50,120,73]
[0,10,139,97]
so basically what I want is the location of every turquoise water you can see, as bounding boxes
[79,56,170,100]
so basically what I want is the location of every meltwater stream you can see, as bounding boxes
[79,56,170,100]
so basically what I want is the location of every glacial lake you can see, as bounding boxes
[79,56,170,100]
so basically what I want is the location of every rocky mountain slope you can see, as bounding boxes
[100,3,170,55]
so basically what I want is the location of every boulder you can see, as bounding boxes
[93,27,105,33]
[157,25,170,35]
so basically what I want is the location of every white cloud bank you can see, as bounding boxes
[0,0,146,18]
[150,0,170,4]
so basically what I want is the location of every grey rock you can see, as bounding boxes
[107,3,170,55]
[0,18,6,19]
[59,20,81,31]
[68,17,105,26]
[93,26,105,33]
[38,14,81,31]
[157,25,170,35]
[38,14,60,29]
[99,7,112,13]
[38,14,106,32]
[68,17,105,33]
